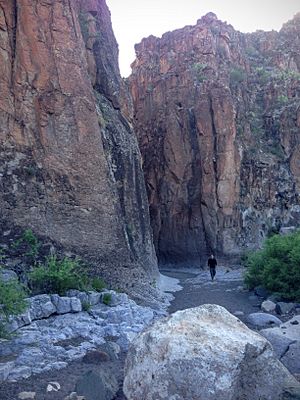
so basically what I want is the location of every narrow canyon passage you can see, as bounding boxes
[162,266,262,326]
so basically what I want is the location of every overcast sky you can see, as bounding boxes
[106,0,299,77]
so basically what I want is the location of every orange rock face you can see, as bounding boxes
[129,13,300,264]
[0,0,157,287]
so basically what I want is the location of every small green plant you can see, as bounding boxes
[24,165,36,177]
[22,229,40,257]
[277,94,289,105]
[91,277,106,292]
[230,67,246,86]
[254,66,271,84]
[150,280,157,288]
[102,293,112,306]
[192,62,208,83]
[244,231,300,301]
[11,229,40,258]
[269,144,285,159]
[29,255,89,296]
[245,46,259,58]
[0,278,27,338]
[0,248,6,262]
[79,12,89,42]
[82,301,91,312]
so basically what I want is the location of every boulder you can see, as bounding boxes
[259,330,295,358]
[87,292,101,306]
[29,295,56,320]
[281,342,300,374]
[123,305,299,400]
[51,295,72,314]
[261,316,300,342]
[247,312,282,328]
[276,302,296,315]
[254,286,270,299]
[70,298,82,313]
[0,269,18,283]
[261,300,276,313]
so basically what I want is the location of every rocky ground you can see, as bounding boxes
[0,265,299,400]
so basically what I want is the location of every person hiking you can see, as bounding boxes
[208,254,217,281]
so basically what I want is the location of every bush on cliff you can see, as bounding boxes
[29,255,106,296]
[0,277,27,337]
[244,231,300,301]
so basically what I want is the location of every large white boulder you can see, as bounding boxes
[123,304,300,400]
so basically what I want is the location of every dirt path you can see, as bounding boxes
[162,266,262,326]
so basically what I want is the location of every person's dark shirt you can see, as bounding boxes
[208,257,217,268]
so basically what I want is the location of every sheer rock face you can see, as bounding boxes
[0,0,157,288]
[129,13,300,264]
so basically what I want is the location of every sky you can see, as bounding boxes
[106,0,300,77]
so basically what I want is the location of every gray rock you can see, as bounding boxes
[282,384,300,400]
[17,309,32,327]
[261,316,300,342]
[76,370,118,400]
[18,392,36,400]
[267,294,283,303]
[260,330,295,358]
[109,292,129,306]
[261,300,276,313]
[98,342,120,361]
[64,393,85,400]
[70,298,82,313]
[0,269,18,283]
[41,362,68,372]
[0,361,15,381]
[51,295,72,314]
[76,292,89,305]
[233,311,244,316]
[281,342,300,374]
[0,290,156,383]
[65,289,81,297]
[254,286,270,298]
[29,295,56,320]
[247,312,282,328]
[124,305,299,400]
[88,291,101,306]
[7,365,32,381]
[276,302,296,315]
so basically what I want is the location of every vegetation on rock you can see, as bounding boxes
[244,231,300,301]
[0,277,27,337]
[29,255,106,296]
[102,293,112,306]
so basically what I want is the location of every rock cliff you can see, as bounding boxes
[129,12,300,264]
[0,0,157,290]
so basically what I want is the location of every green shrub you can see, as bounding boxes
[29,256,89,296]
[277,94,289,105]
[91,277,106,292]
[244,231,300,301]
[102,293,112,306]
[82,301,91,312]
[0,278,27,338]
[12,229,40,258]
[192,62,208,83]
[230,67,246,85]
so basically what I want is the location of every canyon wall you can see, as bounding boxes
[0,0,158,289]
[130,12,300,264]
